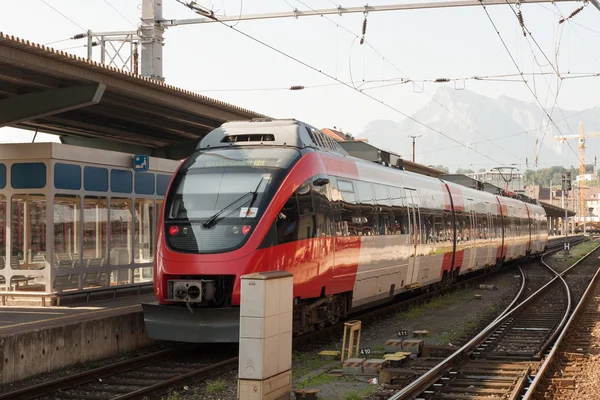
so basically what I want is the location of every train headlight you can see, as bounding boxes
[169,225,180,236]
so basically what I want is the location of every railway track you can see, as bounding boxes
[0,237,583,400]
[529,250,600,399]
[385,239,600,400]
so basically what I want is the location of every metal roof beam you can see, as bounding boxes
[42,114,167,146]
[165,0,579,26]
[0,35,262,121]
[0,83,105,127]
[0,63,62,89]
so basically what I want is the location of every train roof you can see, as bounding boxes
[197,118,349,156]
[197,118,541,208]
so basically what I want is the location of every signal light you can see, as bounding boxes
[242,225,251,235]
[169,225,180,236]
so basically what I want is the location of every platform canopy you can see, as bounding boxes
[539,200,576,218]
[0,32,268,159]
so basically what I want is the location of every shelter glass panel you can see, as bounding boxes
[83,196,108,267]
[12,163,46,189]
[0,164,6,189]
[84,166,109,192]
[54,163,82,190]
[54,195,81,271]
[110,198,132,266]
[134,199,155,264]
[110,268,132,286]
[156,174,171,196]
[0,195,5,269]
[11,195,46,269]
[156,200,164,231]
[111,169,133,194]
[135,172,155,195]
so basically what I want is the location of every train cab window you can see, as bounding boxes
[273,179,316,244]
[276,193,300,244]
[296,180,316,240]
[337,179,359,236]
[312,175,333,237]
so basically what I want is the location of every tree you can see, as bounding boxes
[456,168,475,174]
[433,165,449,173]
[478,168,486,172]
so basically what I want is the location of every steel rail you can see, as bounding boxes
[112,357,238,400]
[0,347,183,400]
[522,244,600,399]
[386,240,592,400]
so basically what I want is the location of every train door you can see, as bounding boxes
[485,202,494,266]
[464,198,476,270]
[406,189,420,286]
[524,203,532,255]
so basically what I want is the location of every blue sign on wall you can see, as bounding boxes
[133,155,149,172]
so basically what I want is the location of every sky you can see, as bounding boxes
[1,0,599,169]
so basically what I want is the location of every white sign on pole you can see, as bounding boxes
[576,174,593,182]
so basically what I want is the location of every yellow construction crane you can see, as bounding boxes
[554,121,600,219]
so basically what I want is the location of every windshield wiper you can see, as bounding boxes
[202,177,265,229]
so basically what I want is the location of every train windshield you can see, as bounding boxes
[165,147,301,253]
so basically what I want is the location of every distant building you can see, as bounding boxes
[467,168,524,194]
[321,126,366,142]
[321,127,346,141]
[525,185,551,201]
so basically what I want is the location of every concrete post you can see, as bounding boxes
[141,0,164,81]
[238,271,293,400]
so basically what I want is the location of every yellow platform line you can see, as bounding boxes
[0,304,140,331]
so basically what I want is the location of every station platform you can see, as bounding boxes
[0,292,157,385]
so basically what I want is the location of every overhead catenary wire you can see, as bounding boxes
[480,2,584,168]
[552,3,600,71]
[538,3,600,36]
[177,1,508,167]
[188,70,599,93]
[289,0,523,163]
[102,0,139,29]
[39,0,87,32]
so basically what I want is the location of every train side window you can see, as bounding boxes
[357,180,377,236]
[375,184,391,235]
[337,179,359,236]
[420,209,434,244]
[389,186,409,235]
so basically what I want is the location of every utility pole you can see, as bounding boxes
[140,0,164,81]
[406,134,421,162]
[562,171,571,255]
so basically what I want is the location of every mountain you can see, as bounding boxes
[356,87,600,173]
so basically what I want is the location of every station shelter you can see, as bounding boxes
[0,143,180,294]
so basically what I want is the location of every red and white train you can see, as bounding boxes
[142,118,549,343]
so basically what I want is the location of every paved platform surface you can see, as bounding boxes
[0,293,155,336]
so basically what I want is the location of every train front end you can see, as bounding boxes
[141,120,309,343]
